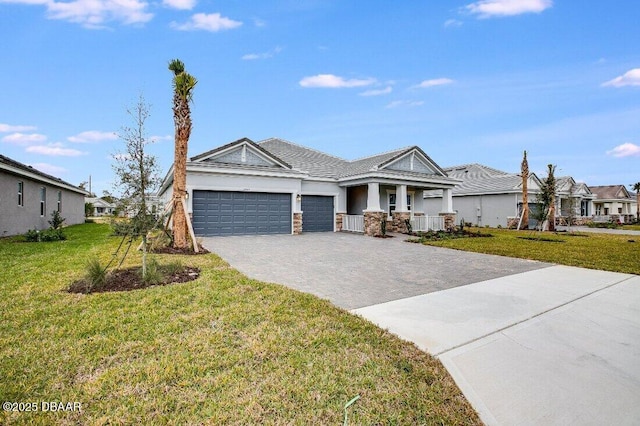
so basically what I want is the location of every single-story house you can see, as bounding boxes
[589,185,635,223]
[85,197,117,217]
[424,164,594,228]
[158,137,460,237]
[0,154,87,236]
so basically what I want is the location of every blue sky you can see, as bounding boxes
[1,0,639,196]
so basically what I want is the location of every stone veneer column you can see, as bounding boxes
[335,212,345,232]
[293,212,303,235]
[364,211,385,236]
[439,213,456,231]
[392,212,412,233]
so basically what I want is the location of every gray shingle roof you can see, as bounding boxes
[257,138,448,180]
[258,138,348,178]
[0,154,87,194]
[426,163,539,196]
[589,185,632,200]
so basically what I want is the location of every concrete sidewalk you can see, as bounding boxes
[354,266,640,425]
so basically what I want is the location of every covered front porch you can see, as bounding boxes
[339,181,456,236]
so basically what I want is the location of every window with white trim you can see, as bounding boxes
[18,181,24,207]
[57,191,62,212]
[40,187,46,216]
[388,192,412,218]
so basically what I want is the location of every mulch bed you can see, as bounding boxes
[68,266,201,294]
[151,245,210,255]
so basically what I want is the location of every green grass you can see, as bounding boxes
[419,227,640,275]
[0,224,479,425]
[622,224,640,231]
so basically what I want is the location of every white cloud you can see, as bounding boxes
[606,142,640,158]
[414,78,454,88]
[150,134,173,142]
[444,19,463,28]
[171,13,242,32]
[299,74,376,88]
[30,163,68,175]
[46,0,153,29]
[68,130,117,143]
[0,123,37,133]
[465,0,552,18]
[162,0,195,10]
[385,100,424,109]
[359,86,392,97]
[26,143,87,156]
[242,47,282,61]
[602,68,640,88]
[2,132,47,145]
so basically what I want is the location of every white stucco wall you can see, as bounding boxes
[185,171,303,213]
[425,193,519,227]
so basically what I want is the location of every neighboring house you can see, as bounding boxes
[85,197,116,217]
[111,195,161,219]
[424,164,594,228]
[0,154,87,237]
[158,137,459,237]
[424,164,542,228]
[589,185,635,223]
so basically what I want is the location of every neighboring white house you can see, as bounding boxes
[158,137,460,237]
[85,197,116,217]
[1,154,87,236]
[589,185,636,223]
[424,164,594,228]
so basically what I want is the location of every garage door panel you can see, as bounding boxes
[193,191,291,236]
[301,195,334,232]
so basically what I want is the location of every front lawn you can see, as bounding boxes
[0,223,479,425]
[417,228,639,275]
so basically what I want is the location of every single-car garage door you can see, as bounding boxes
[192,191,291,236]
[301,195,334,232]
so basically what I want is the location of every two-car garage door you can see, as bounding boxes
[192,191,334,236]
[192,191,291,236]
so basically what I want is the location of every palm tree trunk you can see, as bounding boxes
[172,95,191,249]
[520,151,529,230]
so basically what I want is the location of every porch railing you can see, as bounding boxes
[343,215,364,233]
[411,215,445,232]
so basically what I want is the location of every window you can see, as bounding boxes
[388,192,412,218]
[57,191,62,212]
[40,187,46,216]
[18,181,24,206]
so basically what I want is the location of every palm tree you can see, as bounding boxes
[546,164,557,231]
[519,150,529,230]
[168,59,197,248]
[631,182,640,222]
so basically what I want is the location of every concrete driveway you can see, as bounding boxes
[202,232,640,425]
[201,232,549,310]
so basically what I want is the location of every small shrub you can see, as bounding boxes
[25,229,40,242]
[48,210,66,230]
[142,258,162,285]
[162,260,184,275]
[404,218,412,234]
[380,218,387,237]
[39,228,66,241]
[24,228,66,242]
[85,258,107,292]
